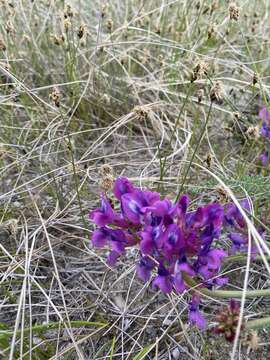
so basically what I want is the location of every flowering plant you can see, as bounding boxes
[89,177,254,330]
[258,107,270,166]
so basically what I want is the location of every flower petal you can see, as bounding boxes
[92,228,109,248]
[259,107,270,122]
[113,177,135,200]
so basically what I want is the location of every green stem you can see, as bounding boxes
[247,317,270,330]
[159,83,194,184]
[224,254,270,264]
[175,100,213,201]
[0,320,107,338]
[182,273,270,299]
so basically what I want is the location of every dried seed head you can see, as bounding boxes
[1,219,19,237]
[64,4,74,19]
[101,3,108,18]
[233,111,241,120]
[210,1,218,15]
[0,39,6,51]
[204,153,213,168]
[191,61,208,82]
[99,164,113,177]
[138,48,150,65]
[5,20,15,34]
[253,72,258,85]
[51,34,65,45]
[106,19,113,31]
[210,81,224,103]
[120,56,127,65]
[229,2,240,21]
[215,186,229,203]
[99,163,114,192]
[246,125,260,139]
[133,105,149,121]
[49,87,61,107]
[77,24,86,39]
[197,88,204,103]
[102,93,110,105]
[208,23,217,39]
[0,61,12,84]
[245,330,260,351]
[66,162,81,173]
[63,18,71,31]
[158,54,164,67]
[99,174,114,193]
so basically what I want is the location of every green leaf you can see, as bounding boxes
[109,336,116,360]
[132,343,155,360]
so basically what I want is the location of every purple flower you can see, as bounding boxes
[92,228,110,248]
[92,227,127,265]
[143,198,172,217]
[113,177,135,200]
[259,107,270,138]
[185,231,199,256]
[90,177,262,330]
[188,294,206,330]
[136,256,155,282]
[225,199,250,229]
[229,232,246,247]
[259,107,270,122]
[260,122,270,139]
[107,250,121,266]
[90,194,128,228]
[121,189,160,225]
[153,266,173,293]
[187,207,206,229]
[140,225,163,255]
[161,224,184,259]
[173,261,194,294]
[197,248,227,281]
[205,249,227,270]
[204,203,224,237]
[90,194,115,226]
[171,194,189,223]
[228,232,258,258]
[259,151,269,166]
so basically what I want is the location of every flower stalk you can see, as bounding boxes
[182,272,270,299]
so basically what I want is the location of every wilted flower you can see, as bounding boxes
[214,299,243,342]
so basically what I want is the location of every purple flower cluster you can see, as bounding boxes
[258,107,270,166]
[90,177,251,329]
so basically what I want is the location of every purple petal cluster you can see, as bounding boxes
[225,199,259,257]
[258,107,270,165]
[89,177,253,329]
[259,107,270,139]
